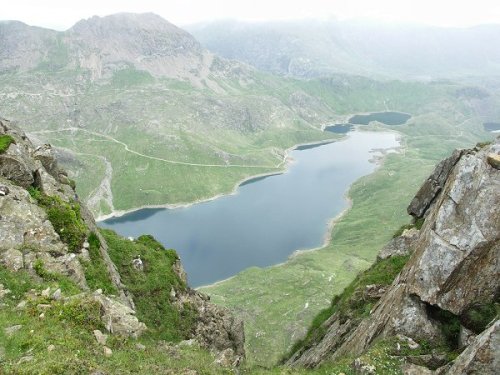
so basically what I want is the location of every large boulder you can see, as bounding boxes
[93,292,146,338]
[0,153,34,187]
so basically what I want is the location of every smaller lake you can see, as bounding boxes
[349,111,411,126]
[100,131,399,287]
[484,122,500,132]
[324,112,411,134]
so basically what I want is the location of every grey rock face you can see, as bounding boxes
[406,143,500,314]
[444,320,499,374]
[288,140,499,369]
[407,149,463,218]
[0,154,34,187]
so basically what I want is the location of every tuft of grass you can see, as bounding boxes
[0,134,15,153]
[101,229,197,342]
[81,232,117,295]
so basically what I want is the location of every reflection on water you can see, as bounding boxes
[100,131,399,287]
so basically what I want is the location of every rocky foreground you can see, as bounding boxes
[0,118,245,372]
[286,138,499,373]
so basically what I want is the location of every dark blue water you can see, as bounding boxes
[349,111,411,126]
[100,131,399,287]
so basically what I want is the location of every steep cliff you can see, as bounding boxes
[0,119,244,372]
[286,138,499,373]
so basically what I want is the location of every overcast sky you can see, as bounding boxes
[3,0,500,30]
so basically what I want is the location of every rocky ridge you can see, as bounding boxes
[287,138,499,373]
[0,118,245,366]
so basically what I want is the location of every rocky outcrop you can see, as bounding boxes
[407,149,464,218]
[287,138,499,372]
[93,291,147,338]
[0,118,245,363]
[171,261,245,366]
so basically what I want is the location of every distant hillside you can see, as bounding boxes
[188,20,500,79]
[0,13,339,217]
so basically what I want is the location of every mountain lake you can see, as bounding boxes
[100,130,400,287]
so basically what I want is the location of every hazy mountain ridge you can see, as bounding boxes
[188,20,500,79]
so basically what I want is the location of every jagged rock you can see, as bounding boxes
[363,284,387,299]
[0,284,11,299]
[47,344,55,352]
[444,320,499,374]
[353,358,376,374]
[41,287,51,298]
[186,290,245,364]
[173,259,187,285]
[402,363,434,375]
[52,288,62,301]
[103,346,113,357]
[0,182,67,255]
[286,312,356,367]
[406,143,500,314]
[459,325,476,349]
[34,168,73,201]
[0,248,24,271]
[16,300,27,310]
[377,228,419,260]
[407,149,463,218]
[33,144,60,179]
[214,348,238,367]
[93,329,108,345]
[288,140,499,371]
[93,293,147,338]
[4,324,22,336]
[83,241,90,249]
[0,185,9,196]
[0,154,34,188]
[131,257,143,271]
[486,153,500,169]
[135,343,146,351]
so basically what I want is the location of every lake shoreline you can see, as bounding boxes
[198,130,403,290]
[95,136,341,222]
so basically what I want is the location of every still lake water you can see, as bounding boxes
[325,111,411,134]
[100,131,399,287]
